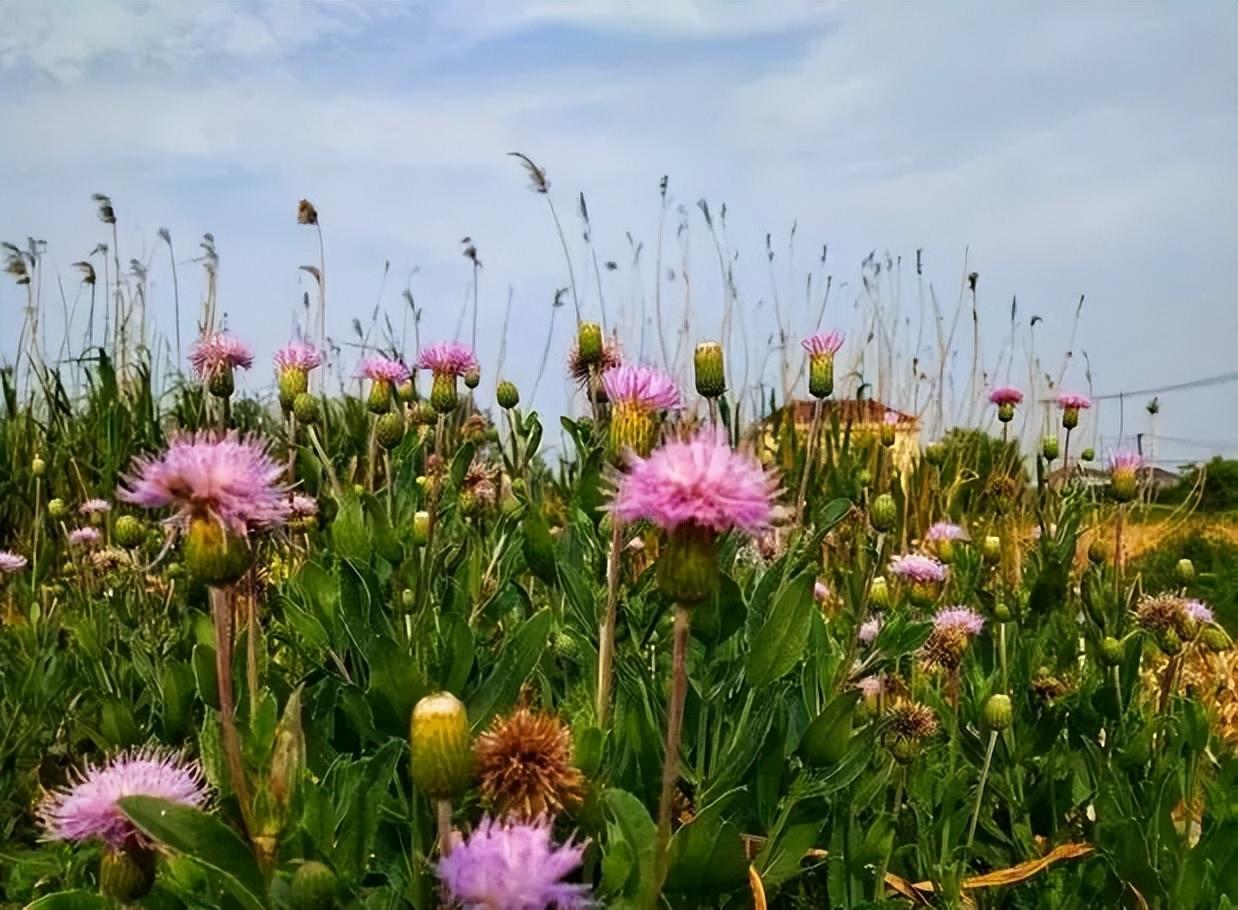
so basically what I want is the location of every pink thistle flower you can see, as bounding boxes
[611,432,776,535]
[889,553,947,584]
[802,330,845,356]
[1057,392,1092,410]
[117,433,290,538]
[1109,450,1143,474]
[0,550,28,573]
[188,332,253,380]
[416,342,479,378]
[601,364,681,412]
[926,522,968,542]
[1185,599,1214,624]
[273,341,324,374]
[436,815,592,910]
[989,386,1023,406]
[859,617,882,644]
[79,498,111,516]
[357,355,411,385]
[68,527,101,548]
[290,494,318,518]
[857,675,885,698]
[933,606,985,636]
[39,748,208,850]
[813,580,830,602]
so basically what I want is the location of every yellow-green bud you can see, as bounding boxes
[577,322,603,366]
[982,694,1013,731]
[430,372,458,414]
[496,379,520,410]
[375,411,406,450]
[982,535,1002,564]
[208,368,234,399]
[1087,539,1107,565]
[1154,626,1183,656]
[880,422,896,448]
[409,692,474,800]
[870,493,898,533]
[993,603,1012,623]
[1041,435,1060,461]
[413,511,430,546]
[610,405,660,460]
[1201,625,1232,653]
[1080,447,1096,462]
[869,575,891,609]
[693,341,726,399]
[367,379,392,414]
[1175,558,1196,584]
[100,848,155,903]
[400,588,415,611]
[997,402,1015,423]
[887,733,920,765]
[808,353,835,399]
[1062,407,1080,430]
[183,516,254,586]
[290,861,339,910]
[278,368,309,403]
[656,524,719,606]
[924,442,946,467]
[1098,636,1125,666]
[32,456,46,478]
[47,498,67,519]
[464,366,481,390]
[114,514,145,548]
[293,392,321,425]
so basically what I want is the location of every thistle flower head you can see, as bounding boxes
[882,409,900,426]
[611,431,776,535]
[888,553,947,584]
[988,386,1023,406]
[1109,450,1142,474]
[0,550,27,573]
[80,498,111,516]
[188,332,253,379]
[273,341,324,373]
[933,606,985,636]
[290,494,318,518]
[857,675,885,698]
[39,748,208,849]
[1134,593,1190,633]
[567,339,621,388]
[117,433,290,538]
[802,331,844,356]
[859,617,881,644]
[358,355,412,385]
[69,527,101,547]
[475,708,583,820]
[1185,599,1214,624]
[601,364,680,412]
[416,342,478,378]
[435,816,592,910]
[1057,392,1092,410]
[925,522,968,543]
[886,700,939,740]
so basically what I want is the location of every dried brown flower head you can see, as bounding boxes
[297,199,319,226]
[567,340,621,392]
[886,699,940,741]
[475,708,582,819]
[1134,593,1191,637]
[921,626,971,672]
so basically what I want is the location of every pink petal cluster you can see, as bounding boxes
[68,527,101,548]
[933,606,986,636]
[416,342,479,378]
[1057,392,1092,410]
[926,521,968,542]
[79,498,111,516]
[882,410,901,426]
[889,553,947,584]
[989,386,1023,406]
[436,816,592,910]
[117,433,290,537]
[274,341,324,373]
[188,332,254,379]
[1185,599,1214,624]
[601,364,681,411]
[290,494,319,518]
[612,432,776,534]
[859,617,882,644]
[357,355,412,385]
[40,748,207,850]
[857,675,885,698]
[0,550,27,573]
[813,580,830,602]
[802,330,845,356]
[1109,450,1143,474]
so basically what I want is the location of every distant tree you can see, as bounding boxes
[1175,457,1238,512]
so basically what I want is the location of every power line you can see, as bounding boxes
[1089,371,1238,401]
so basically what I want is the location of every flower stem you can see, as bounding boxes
[597,519,623,728]
[795,398,823,527]
[209,586,252,831]
[965,730,998,852]
[436,798,454,858]
[654,605,691,893]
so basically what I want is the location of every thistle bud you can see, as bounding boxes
[1087,539,1107,565]
[880,422,896,448]
[1062,407,1080,430]
[208,368,235,399]
[656,524,719,606]
[293,392,321,425]
[183,515,254,586]
[47,498,67,519]
[870,493,898,533]
[1098,636,1125,666]
[100,847,156,903]
[412,511,431,546]
[887,734,920,765]
[496,379,520,410]
[430,373,459,414]
[278,367,309,403]
[993,602,1012,623]
[577,322,603,366]
[982,694,1013,731]
[290,861,339,910]
[1175,558,1196,584]
[367,379,393,414]
[693,341,726,399]
[32,456,46,478]
[375,411,406,450]
[609,406,660,460]
[982,535,1002,564]
[1201,625,1232,653]
[869,575,891,609]
[997,402,1015,423]
[410,401,437,427]
[1080,447,1096,462]
[114,514,145,548]
[464,365,481,390]
[808,352,836,399]
[924,442,946,467]
[1041,435,1060,461]
[400,588,415,611]
[409,692,474,800]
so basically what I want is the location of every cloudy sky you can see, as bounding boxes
[1,1,1235,464]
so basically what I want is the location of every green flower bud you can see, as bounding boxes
[993,603,1012,623]
[293,392,321,425]
[982,535,1002,564]
[1154,626,1183,656]
[1201,625,1232,653]
[1080,447,1096,462]
[290,861,339,910]
[367,378,393,414]
[577,322,603,366]
[32,456,46,478]
[870,493,898,533]
[610,405,660,460]
[208,368,235,399]
[114,514,145,548]
[1041,435,1060,461]
[656,524,720,606]
[1062,407,1080,430]
[464,365,481,390]
[183,516,254,586]
[1175,558,1196,584]
[47,498,67,519]
[693,341,726,399]
[869,576,891,609]
[400,588,415,611]
[375,411,406,450]
[430,372,459,414]
[409,692,474,800]
[997,402,1015,423]
[887,734,921,765]
[982,693,1013,731]
[496,379,520,410]
[808,353,835,399]
[924,442,947,467]
[412,510,430,546]
[1087,539,1107,565]
[100,847,155,903]
[278,368,309,403]
[1099,636,1125,667]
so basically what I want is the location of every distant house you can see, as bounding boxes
[761,398,922,473]
[1048,464,1180,495]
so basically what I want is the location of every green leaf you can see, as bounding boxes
[467,609,553,727]
[521,510,558,586]
[799,690,861,767]
[192,642,220,711]
[746,573,816,687]
[602,789,657,899]
[119,796,267,910]
[756,821,822,888]
[331,494,369,563]
[449,441,476,488]
[691,573,745,646]
[23,892,112,910]
[328,739,403,882]
[665,790,749,894]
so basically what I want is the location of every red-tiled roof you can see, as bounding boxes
[772,398,920,427]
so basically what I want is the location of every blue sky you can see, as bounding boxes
[1,1,1235,465]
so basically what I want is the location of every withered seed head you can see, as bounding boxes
[475,707,583,820]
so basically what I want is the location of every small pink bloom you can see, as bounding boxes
[889,553,947,584]
[989,386,1023,406]
[611,431,777,535]
[0,550,27,573]
[1185,600,1214,624]
[813,581,830,602]
[274,341,324,373]
[1109,450,1142,474]
[933,606,985,636]
[1057,392,1092,410]
[926,522,968,542]
[189,332,253,380]
[290,494,318,518]
[857,675,885,698]
[601,364,680,411]
[859,617,881,644]
[357,355,411,385]
[802,330,844,356]
[416,342,478,378]
[68,527,101,548]
[79,498,111,516]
